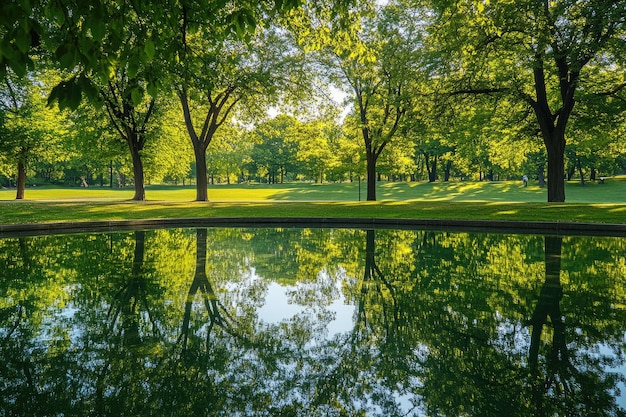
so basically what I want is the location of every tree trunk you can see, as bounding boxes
[531,62,576,202]
[576,156,585,186]
[425,154,438,183]
[15,160,26,200]
[128,137,146,201]
[545,134,566,201]
[444,160,452,181]
[366,151,377,201]
[537,165,546,187]
[424,153,433,183]
[194,145,208,201]
[181,228,208,350]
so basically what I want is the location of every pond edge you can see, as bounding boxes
[2,217,626,237]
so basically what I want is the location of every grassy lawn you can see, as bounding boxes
[0,178,625,225]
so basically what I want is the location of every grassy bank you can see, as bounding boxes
[1,179,625,225]
[1,200,625,224]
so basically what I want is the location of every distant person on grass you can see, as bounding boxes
[522,175,528,187]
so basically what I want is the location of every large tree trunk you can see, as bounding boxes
[532,61,576,202]
[194,145,208,201]
[544,131,566,201]
[127,136,146,201]
[15,160,26,200]
[366,150,377,201]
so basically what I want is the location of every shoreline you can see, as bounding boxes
[2,217,626,237]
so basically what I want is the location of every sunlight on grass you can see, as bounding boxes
[494,210,519,216]
[456,183,485,191]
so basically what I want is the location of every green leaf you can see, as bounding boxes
[188,22,200,35]
[66,78,82,110]
[44,4,65,25]
[127,55,139,79]
[47,78,81,111]
[10,54,28,76]
[78,75,100,104]
[56,44,77,69]
[47,82,65,108]
[130,86,143,106]
[146,81,158,98]
[14,28,30,54]
[144,39,156,60]
[91,19,106,41]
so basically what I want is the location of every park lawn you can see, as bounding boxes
[0,178,625,225]
[2,177,624,203]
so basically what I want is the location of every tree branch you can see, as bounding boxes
[594,82,626,97]
[448,87,509,96]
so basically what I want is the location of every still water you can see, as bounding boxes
[2,227,626,416]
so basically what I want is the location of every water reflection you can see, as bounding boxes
[1,227,626,416]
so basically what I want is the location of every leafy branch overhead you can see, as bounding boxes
[1,0,360,111]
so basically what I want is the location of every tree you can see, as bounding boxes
[173,8,299,200]
[565,64,626,182]
[41,0,166,200]
[249,115,299,184]
[141,97,193,185]
[98,76,158,200]
[67,101,137,187]
[331,128,364,182]
[288,119,339,183]
[0,70,68,199]
[429,0,626,201]
[294,1,423,199]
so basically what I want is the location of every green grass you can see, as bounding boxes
[3,178,624,202]
[1,178,625,225]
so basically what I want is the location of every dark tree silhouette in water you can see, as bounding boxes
[178,228,245,352]
[527,236,624,417]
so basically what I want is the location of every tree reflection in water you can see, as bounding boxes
[527,236,625,417]
[1,227,626,416]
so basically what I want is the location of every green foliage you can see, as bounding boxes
[295,0,427,199]
[0,70,70,194]
[1,0,625,203]
[205,125,253,184]
[248,115,299,183]
[428,0,626,201]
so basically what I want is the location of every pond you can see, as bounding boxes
[2,226,626,416]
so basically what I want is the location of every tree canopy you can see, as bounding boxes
[427,0,626,201]
[1,0,625,201]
